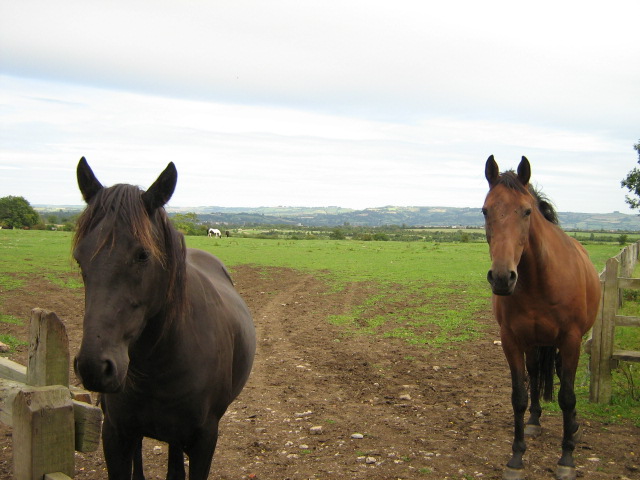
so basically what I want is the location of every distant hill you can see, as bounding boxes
[166,205,640,231]
[34,204,640,231]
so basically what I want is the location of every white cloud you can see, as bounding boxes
[0,2,639,212]
[2,2,638,124]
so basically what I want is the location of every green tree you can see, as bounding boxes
[372,233,390,241]
[171,212,204,236]
[329,228,346,240]
[0,196,40,228]
[620,140,640,209]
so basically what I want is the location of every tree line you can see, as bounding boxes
[0,196,78,230]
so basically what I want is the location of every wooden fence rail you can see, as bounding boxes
[0,309,102,480]
[589,241,640,404]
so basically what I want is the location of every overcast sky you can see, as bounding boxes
[1,1,639,213]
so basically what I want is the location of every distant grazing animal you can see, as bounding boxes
[225,230,231,238]
[482,155,600,480]
[208,228,221,238]
[73,157,256,480]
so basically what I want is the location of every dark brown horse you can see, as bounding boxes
[482,156,600,480]
[73,158,256,480]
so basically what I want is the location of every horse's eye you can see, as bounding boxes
[481,208,488,216]
[524,208,532,217]
[135,249,150,263]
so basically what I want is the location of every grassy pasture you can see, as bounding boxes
[0,229,637,424]
[0,230,82,291]
[0,230,626,346]
[191,238,494,347]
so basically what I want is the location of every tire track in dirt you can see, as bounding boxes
[215,266,509,479]
[216,266,355,479]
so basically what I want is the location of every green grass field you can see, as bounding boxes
[191,238,495,346]
[0,229,637,424]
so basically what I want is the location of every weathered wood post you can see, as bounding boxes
[14,309,75,480]
[589,242,640,404]
[27,309,70,387]
[589,257,618,403]
[12,386,75,480]
[0,309,103,480]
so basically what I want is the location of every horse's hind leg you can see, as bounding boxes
[167,444,186,480]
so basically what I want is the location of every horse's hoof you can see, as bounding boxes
[555,465,576,480]
[503,467,525,480]
[524,424,542,437]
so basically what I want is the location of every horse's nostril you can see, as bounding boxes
[75,353,125,393]
[487,270,494,282]
[102,359,116,379]
[510,271,517,281]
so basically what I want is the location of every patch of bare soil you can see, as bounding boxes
[0,266,638,479]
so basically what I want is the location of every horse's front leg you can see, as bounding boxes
[184,418,219,480]
[167,444,186,480]
[555,344,582,480]
[502,339,528,480]
[133,437,144,480]
[102,420,141,480]
[524,349,542,437]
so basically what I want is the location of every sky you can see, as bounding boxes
[1,1,639,213]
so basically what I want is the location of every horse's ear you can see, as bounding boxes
[142,162,178,212]
[485,155,500,187]
[77,157,104,203]
[517,156,531,186]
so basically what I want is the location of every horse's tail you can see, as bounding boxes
[535,346,557,402]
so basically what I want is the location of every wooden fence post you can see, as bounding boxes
[589,256,619,403]
[13,309,76,480]
[27,309,70,388]
[12,386,75,480]
[0,309,103,479]
[589,241,640,404]
[589,280,604,402]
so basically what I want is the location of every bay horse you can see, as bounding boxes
[482,156,600,480]
[73,157,256,480]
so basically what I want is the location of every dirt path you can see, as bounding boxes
[0,265,638,479]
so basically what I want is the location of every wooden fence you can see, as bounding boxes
[589,241,640,403]
[0,309,102,480]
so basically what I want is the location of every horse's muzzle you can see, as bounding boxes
[487,269,518,296]
[74,352,127,393]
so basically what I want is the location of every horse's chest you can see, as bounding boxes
[105,385,212,444]
[142,400,204,440]
[499,303,565,345]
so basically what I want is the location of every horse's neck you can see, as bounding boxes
[132,309,178,357]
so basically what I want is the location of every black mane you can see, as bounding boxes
[73,183,187,326]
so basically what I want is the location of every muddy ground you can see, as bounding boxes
[0,265,638,479]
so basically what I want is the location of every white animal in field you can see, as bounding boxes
[208,228,222,238]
